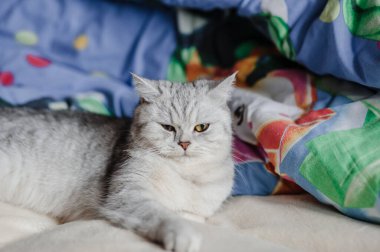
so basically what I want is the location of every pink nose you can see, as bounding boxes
[178,141,191,150]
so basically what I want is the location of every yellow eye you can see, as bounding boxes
[194,123,210,132]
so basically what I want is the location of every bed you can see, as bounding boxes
[0,0,380,251]
[1,195,380,251]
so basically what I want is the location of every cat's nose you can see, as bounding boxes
[178,141,191,151]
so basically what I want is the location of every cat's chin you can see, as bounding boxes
[166,152,197,161]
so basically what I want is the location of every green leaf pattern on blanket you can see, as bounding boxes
[362,96,380,117]
[343,0,380,41]
[300,109,380,208]
[263,14,296,60]
[76,96,111,116]
[167,47,196,82]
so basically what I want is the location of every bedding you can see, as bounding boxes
[1,195,380,252]
[0,0,380,225]
[0,0,176,116]
[161,0,380,89]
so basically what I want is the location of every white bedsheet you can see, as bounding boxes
[1,195,379,252]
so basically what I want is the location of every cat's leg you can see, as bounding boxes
[100,186,202,252]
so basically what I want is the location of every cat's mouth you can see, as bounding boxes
[169,150,194,159]
[177,150,189,157]
[182,148,197,157]
[162,147,199,159]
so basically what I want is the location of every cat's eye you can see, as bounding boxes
[194,123,210,132]
[161,124,176,132]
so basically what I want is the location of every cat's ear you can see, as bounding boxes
[208,72,237,103]
[131,73,160,103]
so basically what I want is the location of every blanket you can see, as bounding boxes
[0,0,176,116]
[162,0,380,89]
[0,0,379,224]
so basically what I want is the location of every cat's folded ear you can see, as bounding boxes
[208,72,237,104]
[131,73,160,103]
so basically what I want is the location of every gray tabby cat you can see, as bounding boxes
[0,73,236,252]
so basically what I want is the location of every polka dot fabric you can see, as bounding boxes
[0,72,14,86]
[0,0,176,117]
[26,55,51,68]
[74,35,89,51]
[15,30,39,46]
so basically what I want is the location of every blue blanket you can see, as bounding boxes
[160,0,380,89]
[0,0,176,116]
[2,0,379,115]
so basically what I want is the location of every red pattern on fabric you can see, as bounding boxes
[26,55,51,68]
[0,72,14,86]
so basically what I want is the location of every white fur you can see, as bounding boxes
[0,73,236,252]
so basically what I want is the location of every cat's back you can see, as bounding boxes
[0,107,125,158]
[0,106,126,138]
[0,107,129,219]
[0,106,120,128]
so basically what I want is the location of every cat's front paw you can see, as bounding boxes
[159,219,202,252]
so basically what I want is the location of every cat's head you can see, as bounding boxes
[131,73,236,162]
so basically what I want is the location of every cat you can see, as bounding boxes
[0,73,236,252]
